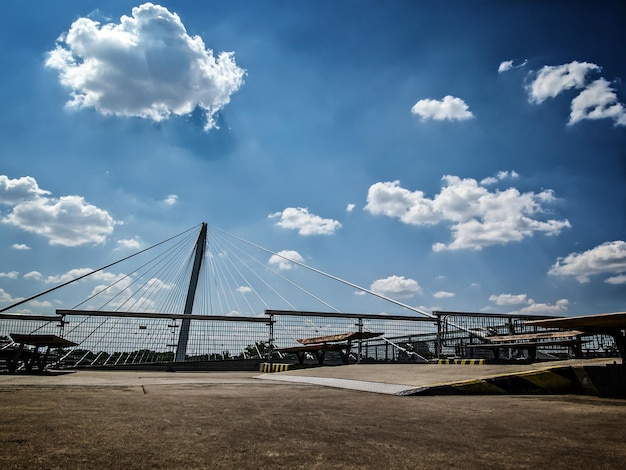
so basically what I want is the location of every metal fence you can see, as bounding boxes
[268,310,437,364]
[1,310,618,371]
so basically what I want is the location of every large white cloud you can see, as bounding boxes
[526,61,626,126]
[46,3,245,131]
[1,175,117,246]
[411,95,473,121]
[549,240,626,283]
[365,172,570,251]
[269,207,342,236]
[370,275,422,299]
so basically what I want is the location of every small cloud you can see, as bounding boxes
[498,59,527,73]
[511,299,569,316]
[549,240,626,283]
[498,60,514,73]
[116,238,141,250]
[411,95,474,122]
[370,275,422,299]
[346,203,356,213]
[433,291,455,299]
[24,271,43,281]
[489,293,529,305]
[481,170,520,185]
[269,207,342,236]
[0,271,19,279]
[163,194,178,206]
[268,250,304,271]
[12,243,31,250]
[44,268,121,284]
[237,286,252,294]
[0,287,22,304]
[605,274,626,285]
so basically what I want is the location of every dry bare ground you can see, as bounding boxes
[1,381,626,469]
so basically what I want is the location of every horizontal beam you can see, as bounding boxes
[265,309,435,322]
[433,310,559,320]
[0,313,63,322]
[56,309,269,323]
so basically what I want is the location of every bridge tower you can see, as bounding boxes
[174,222,207,362]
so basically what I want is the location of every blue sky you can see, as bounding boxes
[1,0,625,318]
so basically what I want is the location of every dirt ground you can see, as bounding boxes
[1,380,626,469]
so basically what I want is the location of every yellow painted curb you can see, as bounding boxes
[260,363,289,373]
[436,359,485,365]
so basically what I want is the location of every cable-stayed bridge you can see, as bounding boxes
[0,223,439,369]
[2,223,616,371]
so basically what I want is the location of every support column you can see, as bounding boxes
[175,223,207,362]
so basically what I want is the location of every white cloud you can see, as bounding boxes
[605,274,626,285]
[549,240,626,283]
[46,3,245,131]
[0,175,51,204]
[365,173,570,251]
[411,95,473,121]
[498,59,527,74]
[12,243,30,250]
[489,293,529,305]
[370,275,422,299]
[480,170,519,185]
[489,293,569,315]
[116,238,141,250]
[269,207,342,236]
[569,78,626,126]
[268,250,304,271]
[237,286,252,294]
[1,175,117,247]
[45,268,122,284]
[24,271,43,281]
[527,61,599,104]
[433,291,455,299]
[511,299,569,316]
[0,271,18,279]
[346,203,356,213]
[0,288,22,304]
[498,60,514,73]
[526,61,626,126]
[163,194,178,206]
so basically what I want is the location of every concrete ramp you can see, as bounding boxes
[257,359,625,397]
